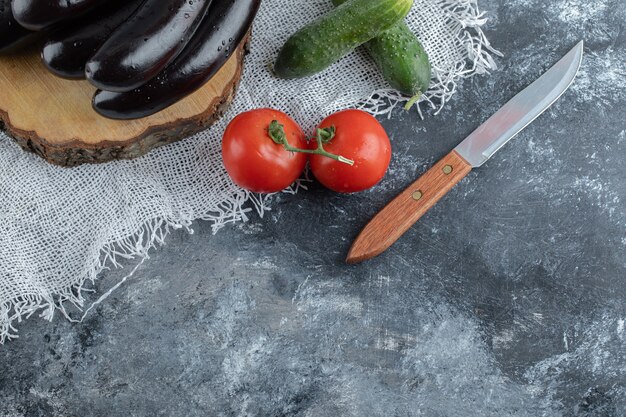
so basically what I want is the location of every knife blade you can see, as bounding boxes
[346,41,584,264]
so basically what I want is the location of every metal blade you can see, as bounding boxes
[455,41,584,167]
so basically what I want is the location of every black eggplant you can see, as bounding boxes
[0,0,36,54]
[41,0,144,79]
[85,0,212,93]
[11,0,108,31]
[93,0,260,120]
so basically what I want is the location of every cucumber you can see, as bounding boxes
[332,0,431,108]
[274,0,414,79]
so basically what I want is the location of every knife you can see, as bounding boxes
[346,41,584,264]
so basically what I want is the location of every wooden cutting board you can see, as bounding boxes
[0,37,248,167]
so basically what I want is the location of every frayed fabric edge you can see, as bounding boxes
[0,189,254,344]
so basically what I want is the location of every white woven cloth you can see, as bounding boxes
[0,0,498,342]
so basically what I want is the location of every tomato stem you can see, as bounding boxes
[268,121,354,166]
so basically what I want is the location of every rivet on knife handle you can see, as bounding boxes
[346,150,472,264]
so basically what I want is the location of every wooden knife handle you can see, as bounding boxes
[347,150,472,264]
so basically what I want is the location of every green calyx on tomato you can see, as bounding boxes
[267,120,354,166]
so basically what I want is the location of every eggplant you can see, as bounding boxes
[41,0,144,79]
[93,0,260,120]
[11,0,108,31]
[0,0,36,54]
[85,0,212,93]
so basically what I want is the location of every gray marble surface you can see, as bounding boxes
[2,0,625,415]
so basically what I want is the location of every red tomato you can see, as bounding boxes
[309,110,392,193]
[222,109,308,193]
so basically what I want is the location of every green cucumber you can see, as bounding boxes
[332,0,431,109]
[274,0,414,79]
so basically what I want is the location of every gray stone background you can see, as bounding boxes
[1,0,625,415]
